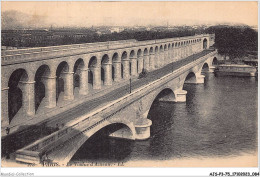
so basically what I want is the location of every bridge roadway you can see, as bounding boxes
[3,49,213,163]
[13,49,215,164]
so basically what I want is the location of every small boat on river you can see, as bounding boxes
[214,64,257,77]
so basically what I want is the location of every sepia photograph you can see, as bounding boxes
[1,0,258,176]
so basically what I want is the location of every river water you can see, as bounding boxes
[70,73,258,164]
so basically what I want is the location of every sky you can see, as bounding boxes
[1,1,258,28]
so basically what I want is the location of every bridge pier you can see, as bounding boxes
[177,48,181,60]
[134,118,152,140]
[130,58,138,76]
[103,63,113,86]
[43,76,56,108]
[149,54,155,71]
[159,52,164,67]
[18,81,36,116]
[154,53,159,68]
[122,59,130,79]
[113,62,121,82]
[62,72,74,100]
[144,54,150,71]
[137,57,144,73]
[79,68,88,95]
[164,49,168,65]
[174,90,187,102]
[195,74,205,84]
[209,66,215,73]
[93,67,101,89]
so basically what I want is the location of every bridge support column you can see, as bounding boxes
[196,74,205,84]
[62,72,74,100]
[43,76,56,108]
[135,118,152,140]
[144,55,150,71]
[154,53,159,68]
[168,49,171,62]
[122,59,130,79]
[130,58,138,76]
[137,57,143,73]
[209,66,215,73]
[174,90,187,102]
[79,68,88,95]
[19,81,35,116]
[189,46,192,56]
[174,49,177,61]
[93,67,101,90]
[103,64,112,86]
[113,62,121,82]
[149,54,155,70]
[2,87,9,127]
[181,48,184,58]
[172,49,175,62]
[164,49,168,65]
[159,52,164,67]
[178,48,181,60]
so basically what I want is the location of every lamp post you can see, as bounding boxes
[129,77,132,93]
[5,127,10,135]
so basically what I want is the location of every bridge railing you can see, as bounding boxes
[2,34,212,65]
[15,49,217,164]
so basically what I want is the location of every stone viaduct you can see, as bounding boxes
[1,33,218,164]
[1,34,214,129]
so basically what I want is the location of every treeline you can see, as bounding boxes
[206,26,258,59]
[1,28,201,48]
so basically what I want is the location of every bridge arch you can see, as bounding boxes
[121,51,129,79]
[149,47,153,54]
[212,57,218,65]
[201,62,209,73]
[184,71,197,84]
[143,48,149,70]
[129,50,136,58]
[149,47,154,69]
[144,48,148,55]
[155,46,158,53]
[56,61,70,102]
[121,51,127,60]
[146,87,176,133]
[66,121,135,164]
[159,45,163,52]
[129,50,136,75]
[101,54,111,85]
[88,56,98,89]
[73,59,85,95]
[164,44,167,50]
[112,52,120,82]
[8,69,29,123]
[34,64,51,112]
